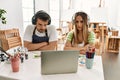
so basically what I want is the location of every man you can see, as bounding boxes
[23,10,57,51]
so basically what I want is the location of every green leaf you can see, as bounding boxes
[0,9,7,24]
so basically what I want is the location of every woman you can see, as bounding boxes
[64,11,95,54]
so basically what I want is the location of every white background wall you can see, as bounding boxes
[0,0,120,36]
[35,0,49,13]
[0,0,23,36]
[105,0,119,28]
[72,0,120,29]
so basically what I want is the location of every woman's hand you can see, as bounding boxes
[79,47,86,54]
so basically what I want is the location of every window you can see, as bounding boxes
[22,0,34,31]
[49,0,70,28]
[73,0,100,15]
[63,0,70,10]
[49,0,59,28]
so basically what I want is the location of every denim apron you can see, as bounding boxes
[32,27,49,43]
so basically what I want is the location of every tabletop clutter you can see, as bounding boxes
[85,45,95,69]
[0,46,28,72]
[79,45,96,69]
[0,44,96,73]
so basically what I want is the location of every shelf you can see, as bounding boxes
[107,50,119,53]
[106,36,120,53]
[0,28,22,51]
[108,36,120,39]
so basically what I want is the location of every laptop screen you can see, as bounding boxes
[41,50,79,75]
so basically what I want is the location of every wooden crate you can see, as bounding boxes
[111,30,119,36]
[0,28,22,51]
[106,36,120,53]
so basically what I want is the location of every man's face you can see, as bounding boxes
[36,18,49,33]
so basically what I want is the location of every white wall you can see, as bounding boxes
[1,0,119,35]
[0,0,23,36]
[105,0,119,28]
[35,0,49,13]
[72,0,120,29]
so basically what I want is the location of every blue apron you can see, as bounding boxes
[32,27,49,43]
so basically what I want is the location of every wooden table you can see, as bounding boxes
[102,52,120,80]
[0,51,104,80]
[1,48,120,80]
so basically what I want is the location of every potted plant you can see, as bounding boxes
[0,9,7,24]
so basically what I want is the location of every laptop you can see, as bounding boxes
[41,50,79,75]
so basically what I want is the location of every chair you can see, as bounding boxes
[0,28,22,51]
[56,28,66,44]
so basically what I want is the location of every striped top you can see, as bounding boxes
[66,31,95,44]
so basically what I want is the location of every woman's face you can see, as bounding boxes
[75,16,83,31]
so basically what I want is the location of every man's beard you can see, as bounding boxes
[38,29,46,33]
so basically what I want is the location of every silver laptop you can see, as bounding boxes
[41,50,79,75]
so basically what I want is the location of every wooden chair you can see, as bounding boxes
[0,28,22,51]
[56,28,66,44]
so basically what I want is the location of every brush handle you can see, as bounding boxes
[0,47,13,57]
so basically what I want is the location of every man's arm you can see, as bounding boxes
[38,41,57,50]
[24,41,48,51]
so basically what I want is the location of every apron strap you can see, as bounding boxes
[33,27,48,37]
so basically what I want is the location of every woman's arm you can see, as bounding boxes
[64,40,86,54]
[88,31,96,44]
